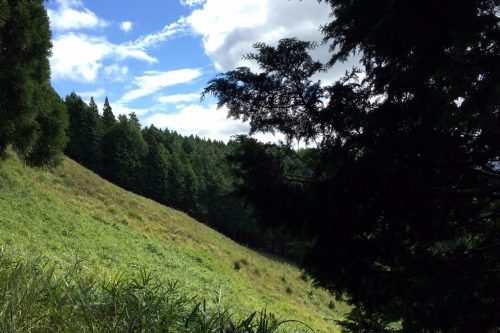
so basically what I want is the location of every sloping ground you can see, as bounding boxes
[0,151,347,332]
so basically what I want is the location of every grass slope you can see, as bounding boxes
[0,151,346,332]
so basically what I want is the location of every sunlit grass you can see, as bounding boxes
[0,151,347,332]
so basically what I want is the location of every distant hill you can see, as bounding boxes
[0,151,346,332]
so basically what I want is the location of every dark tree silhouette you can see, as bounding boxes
[102,97,116,130]
[102,114,147,192]
[65,93,103,172]
[204,1,500,331]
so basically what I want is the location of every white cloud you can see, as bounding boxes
[187,0,268,68]
[77,88,106,100]
[103,64,129,81]
[127,19,187,51]
[186,0,358,85]
[120,21,133,32]
[51,34,109,81]
[180,0,207,7]
[113,44,156,63]
[55,0,84,8]
[120,69,202,103]
[185,0,352,83]
[50,33,155,82]
[48,0,169,83]
[144,104,247,141]
[47,0,108,31]
[144,103,285,142]
[112,103,151,117]
[157,93,200,104]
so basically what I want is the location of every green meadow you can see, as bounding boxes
[0,151,347,332]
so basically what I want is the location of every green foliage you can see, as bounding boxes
[102,114,147,191]
[65,92,103,172]
[0,0,66,165]
[299,272,309,282]
[65,100,300,261]
[22,85,68,167]
[142,141,170,203]
[0,254,304,333]
[203,1,500,331]
[233,261,242,271]
[102,96,116,130]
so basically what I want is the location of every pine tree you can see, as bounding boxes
[64,93,87,163]
[142,141,170,204]
[0,0,66,164]
[179,155,198,211]
[102,97,116,130]
[88,97,98,115]
[65,93,103,172]
[102,115,147,191]
[23,85,68,167]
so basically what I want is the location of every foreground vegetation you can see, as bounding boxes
[0,151,346,332]
[0,253,313,333]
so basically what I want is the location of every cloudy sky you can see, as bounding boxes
[46,0,344,142]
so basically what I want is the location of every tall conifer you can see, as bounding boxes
[0,0,66,164]
[102,97,116,130]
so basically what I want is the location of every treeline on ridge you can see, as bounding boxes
[63,92,303,260]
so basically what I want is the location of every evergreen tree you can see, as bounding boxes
[179,156,198,211]
[0,0,66,164]
[142,125,165,146]
[128,112,141,130]
[204,1,500,330]
[102,97,116,131]
[102,115,147,191]
[166,151,186,209]
[65,92,103,173]
[23,85,68,167]
[88,97,98,114]
[141,141,170,204]
[64,93,87,163]
[65,93,103,172]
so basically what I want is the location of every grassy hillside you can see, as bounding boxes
[0,151,346,332]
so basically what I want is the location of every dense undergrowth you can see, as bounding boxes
[0,253,316,333]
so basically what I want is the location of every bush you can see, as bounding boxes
[299,271,309,282]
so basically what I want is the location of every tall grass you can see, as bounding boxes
[0,253,314,333]
[0,152,344,332]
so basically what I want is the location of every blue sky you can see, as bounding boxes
[46,0,346,142]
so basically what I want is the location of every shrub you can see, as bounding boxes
[299,271,309,282]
